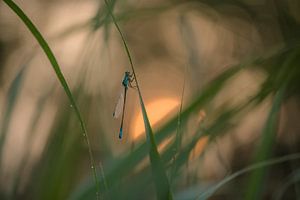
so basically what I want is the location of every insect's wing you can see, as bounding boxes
[113,90,124,118]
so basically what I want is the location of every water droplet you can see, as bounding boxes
[91,166,94,169]
[82,133,86,137]
[70,104,73,108]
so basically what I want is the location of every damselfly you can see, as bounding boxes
[113,71,135,139]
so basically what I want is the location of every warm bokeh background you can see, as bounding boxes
[0,0,300,199]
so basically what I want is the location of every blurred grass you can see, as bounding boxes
[8,85,54,200]
[1,0,300,200]
[245,86,285,200]
[0,62,27,162]
[274,168,300,200]
[197,153,300,200]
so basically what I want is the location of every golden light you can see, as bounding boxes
[131,98,180,141]
[190,109,208,161]
[189,137,209,161]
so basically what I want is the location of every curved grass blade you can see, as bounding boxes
[245,86,286,200]
[3,0,100,199]
[104,0,173,198]
[196,153,300,200]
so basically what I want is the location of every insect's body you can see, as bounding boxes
[113,71,134,139]
[122,71,131,89]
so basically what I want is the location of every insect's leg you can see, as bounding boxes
[129,73,137,89]
[129,73,135,82]
[129,81,137,89]
[130,85,137,89]
[129,78,137,89]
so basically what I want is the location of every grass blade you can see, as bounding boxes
[170,64,187,184]
[196,153,300,200]
[3,0,100,199]
[104,0,173,198]
[245,86,286,200]
[8,86,54,199]
[0,64,26,160]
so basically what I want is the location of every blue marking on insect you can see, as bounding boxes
[122,71,131,88]
[119,127,123,139]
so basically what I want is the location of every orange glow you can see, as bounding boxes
[189,136,209,161]
[131,98,180,140]
[189,110,208,160]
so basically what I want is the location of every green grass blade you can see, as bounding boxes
[170,64,187,184]
[245,86,286,200]
[3,0,100,199]
[196,153,300,200]
[140,99,173,199]
[104,0,173,198]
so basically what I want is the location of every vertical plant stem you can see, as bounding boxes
[104,0,173,199]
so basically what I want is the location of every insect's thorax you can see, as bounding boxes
[122,75,130,87]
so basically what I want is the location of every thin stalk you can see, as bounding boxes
[104,0,173,199]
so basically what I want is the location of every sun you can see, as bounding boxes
[131,98,180,140]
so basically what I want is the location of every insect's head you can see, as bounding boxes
[125,71,130,76]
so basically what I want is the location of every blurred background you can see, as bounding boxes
[0,0,300,199]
